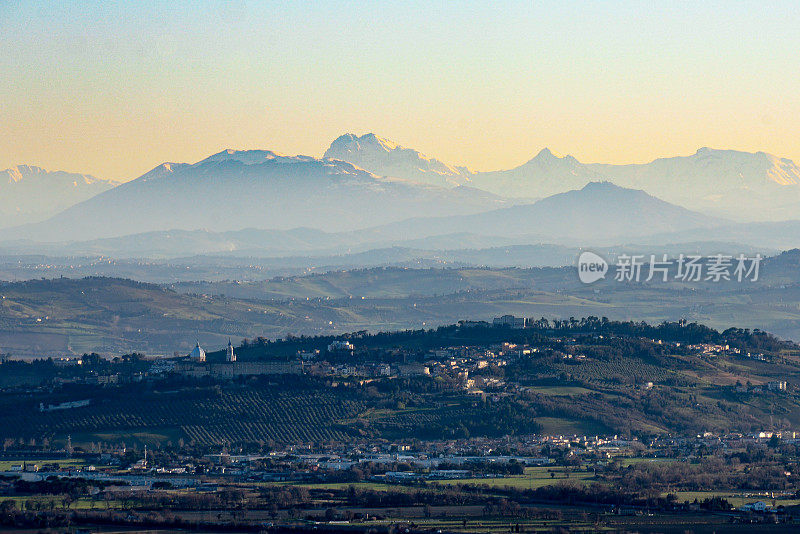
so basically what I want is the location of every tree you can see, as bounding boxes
[0,499,15,515]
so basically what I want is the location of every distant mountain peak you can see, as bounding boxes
[201,149,285,165]
[3,164,112,186]
[327,133,401,156]
[323,133,471,187]
[361,133,399,151]
[0,165,119,228]
[1,146,507,241]
[580,180,625,192]
[4,165,41,183]
[525,148,579,166]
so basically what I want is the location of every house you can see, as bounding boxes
[396,363,430,377]
[767,381,787,391]
[297,350,320,360]
[739,501,769,512]
[39,399,91,412]
[493,315,527,328]
[458,320,490,328]
[53,357,82,367]
[328,340,355,353]
[173,359,303,377]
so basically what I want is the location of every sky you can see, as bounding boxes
[1,0,799,182]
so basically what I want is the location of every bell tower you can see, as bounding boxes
[226,339,236,362]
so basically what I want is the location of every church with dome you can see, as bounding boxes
[189,342,206,362]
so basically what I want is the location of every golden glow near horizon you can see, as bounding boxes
[2,1,799,182]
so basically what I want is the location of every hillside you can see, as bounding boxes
[1,320,799,447]
[0,277,325,357]
[0,182,733,258]
[3,252,800,358]
[172,250,800,301]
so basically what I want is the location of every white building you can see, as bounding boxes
[189,342,206,362]
[226,339,236,362]
[493,315,527,328]
[328,340,355,352]
[740,501,768,512]
[767,380,787,391]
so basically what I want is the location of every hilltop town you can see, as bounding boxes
[1,318,800,529]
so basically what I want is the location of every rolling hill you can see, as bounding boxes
[3,251,800,359]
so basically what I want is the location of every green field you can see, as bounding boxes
[0,458,86,471]
[665,490,800,509]
[0,495,121,510]
[432,466,597,490]
[535,416,607,436]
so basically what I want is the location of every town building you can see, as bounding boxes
[767,380,787,391]
[493,315,527,328]
[328,340,355,353]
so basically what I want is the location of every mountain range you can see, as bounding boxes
[3,135,800,257]
[6,181,785,261]
[325,134,800,220]
[1,149,507,242]
[0,165,118,227]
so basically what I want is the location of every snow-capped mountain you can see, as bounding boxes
[471,147,800,220]
[468,148,604,199]
[590,148,800,219]
[323,133,472,187]
[324,133,800,220]
[2,149,508,242]
[0,165,119,228]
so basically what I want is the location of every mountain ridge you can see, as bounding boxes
[6,137,800,244]
[323,132,472,187]
[0,149,509,242]
[322,134,800,220]
[0,165,120,228]
[359,181,725,245]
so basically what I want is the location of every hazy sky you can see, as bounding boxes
[2,0,799,181]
